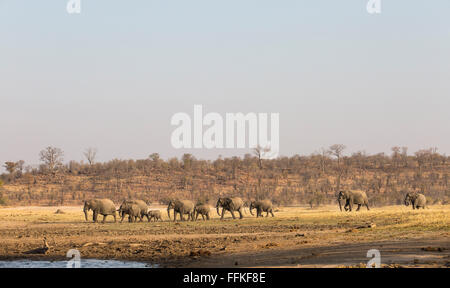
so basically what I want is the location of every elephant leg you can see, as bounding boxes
[93,211,98,223]
[220,209,226,220]
[181,212,185,221]
[120,214,125,223]
[230,210,236,219]
[365,204,370,211]
[266,211,269,217]
[102,215,107,223]
[270,210,275,217]
[356,204,361,211]
[238,208,243,219]
[206,213,210,220]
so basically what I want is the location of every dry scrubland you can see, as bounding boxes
[0,204,448,267]
[1,148,449,208]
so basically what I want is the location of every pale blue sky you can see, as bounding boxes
[1,0,449,169]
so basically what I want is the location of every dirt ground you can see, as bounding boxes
[0,205,448,268]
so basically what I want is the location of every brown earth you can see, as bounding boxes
[0,205,448,268]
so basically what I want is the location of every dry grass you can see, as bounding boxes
[0,204,448,267]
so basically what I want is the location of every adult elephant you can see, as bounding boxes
[337,190,370,212]
[118,202,141,222]
[249,199,275,217]
[83,199,117,223]
[404,193,427,209]
[216,197,244,220]
[118,200,149,222]
[167,199,194,221]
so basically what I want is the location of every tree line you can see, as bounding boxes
[0,145,448,206]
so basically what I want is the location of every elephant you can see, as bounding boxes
[404,193,427,209]
[126,204,142,222]
[83,199,117,223]
[249,199,275,217]
[118,200,149,222]
[337,190,370,212]
[148,210,163,222]
[216,197,245,220]
[194,204,211,221]
[167,199,194,221]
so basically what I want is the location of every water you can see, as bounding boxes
[0,259,155,268]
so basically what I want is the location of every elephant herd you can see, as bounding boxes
[337,190,427,212]
[83,197,276,223]
[83,191,427,223]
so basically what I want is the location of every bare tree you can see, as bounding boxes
[329,144,346,192]
[84,148,98,165]
[39,146,64,172]
[329,144,346,167]
[318,147,331,175]
[253,145,271,169]
[391,146,401,168]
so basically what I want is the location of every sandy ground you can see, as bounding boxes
[0,205,448,268]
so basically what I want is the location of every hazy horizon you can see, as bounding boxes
[1,0,449,172]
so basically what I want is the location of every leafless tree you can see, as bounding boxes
[329,144,346,192]
[253,145,271,169]
[39,146,64,172]
[329,144,346,167]
[391,146,401,168]
[84,148,98,165]
[318,147,331,175]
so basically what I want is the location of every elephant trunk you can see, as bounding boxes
[167,208,171,220]
[338,199,343,211]
[249,205,254,216]
[216,206,221,216]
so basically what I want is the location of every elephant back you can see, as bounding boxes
[195,204,210,213]
[229,197,244,209]
[179,200,195,211]
[98,198,116,214]
[416,194,427,206]
[259,199,273,209]
[350,190,368,204]
[150,210,161,217]
[130,204,140,215]
[130,200,148,214]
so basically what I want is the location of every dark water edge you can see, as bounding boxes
[0,259,156,268]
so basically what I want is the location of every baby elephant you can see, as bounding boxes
[147,210,162,222]
[404,193,427,209]
[249,199,275,217]
[194,204,211,221]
